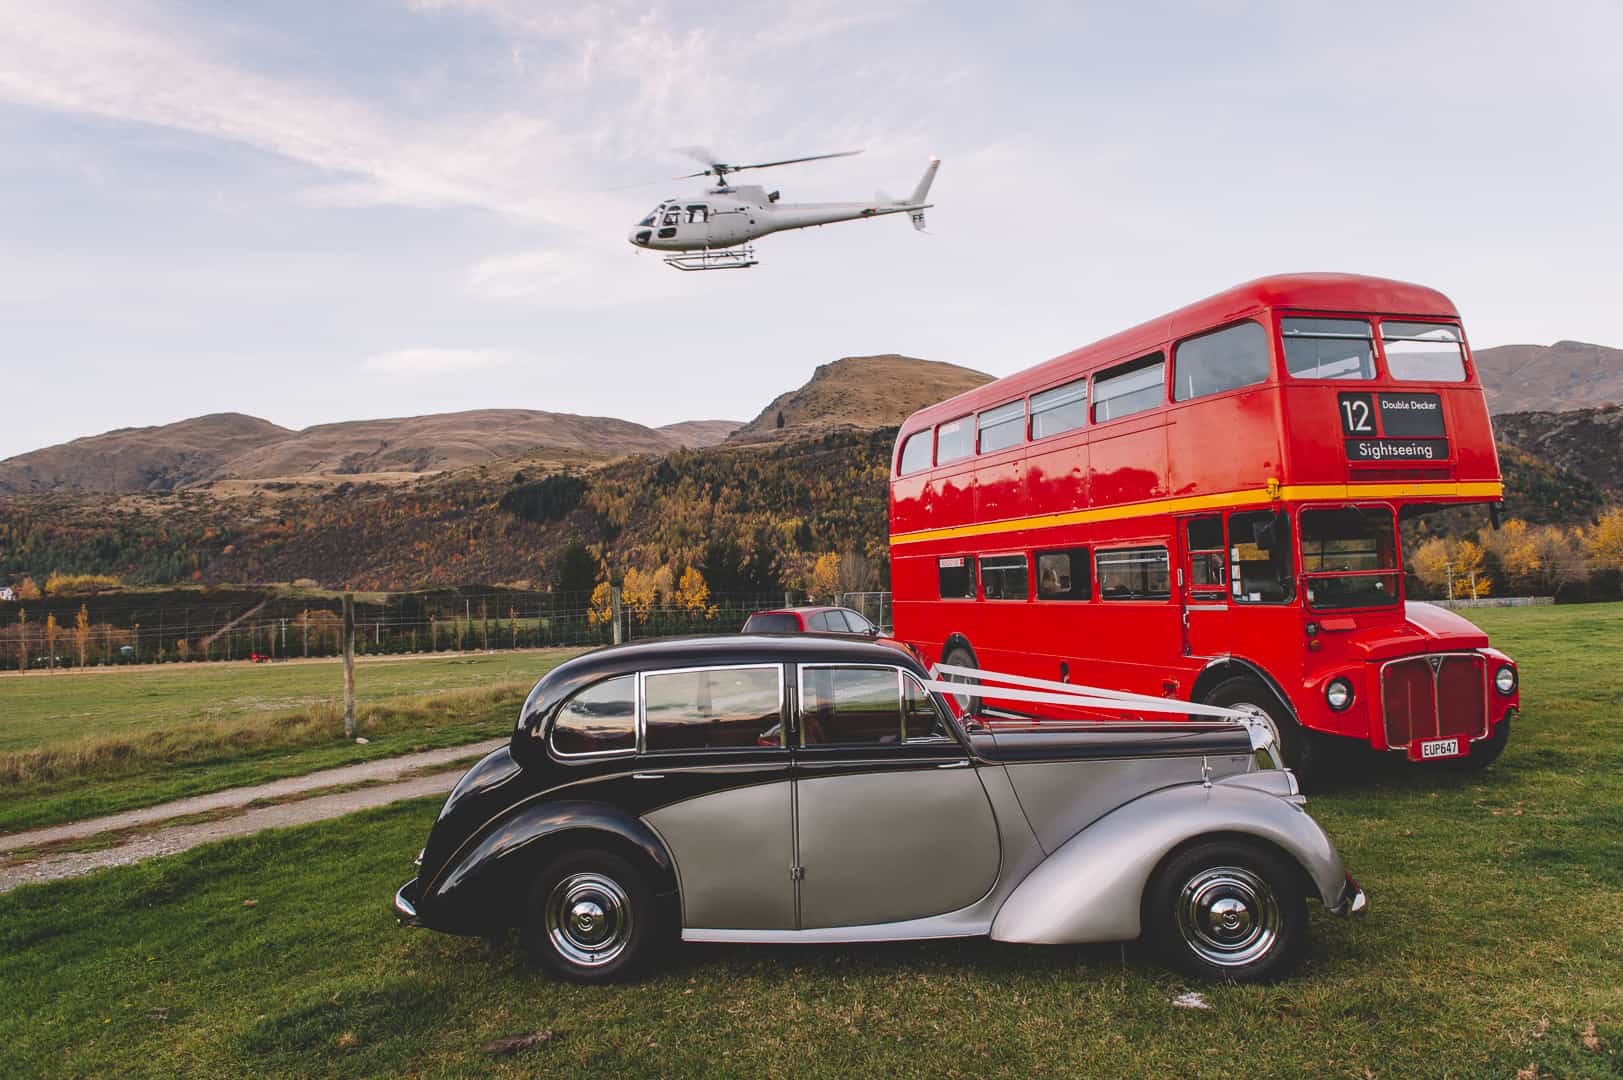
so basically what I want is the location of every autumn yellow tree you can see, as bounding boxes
[74,604,91,668]
[587,581,615,628]
[807,552,842,601]
[1588,507,1623,571]
[15,577,40,600]
[621,568,657,621]
[675,567,714,616]
[44,613,60,670]
[1410,537,1489,598]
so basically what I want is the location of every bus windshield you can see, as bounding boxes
[1300,507,1400,610]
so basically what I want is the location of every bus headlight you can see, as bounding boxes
[1494,665,1517,695]
[1325,678,1354,712]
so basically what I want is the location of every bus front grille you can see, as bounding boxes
[1381,654,1488,750]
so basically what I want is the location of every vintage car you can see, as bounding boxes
[392,635,1365,983]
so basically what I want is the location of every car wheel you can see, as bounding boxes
[522,850,658,983]
[940,645,982,718]
[1428,713,1511,772]
[1145,838,1308,983]
[1203,676,1319,781]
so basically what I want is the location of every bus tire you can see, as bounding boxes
[1429,713,1511,772]
[1203,677,1319,780]
[941,644,982,718]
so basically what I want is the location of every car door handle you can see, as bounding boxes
[937,760,970,769]
[632,773,665,781]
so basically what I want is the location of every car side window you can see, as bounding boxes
[799,666,949,747]
[806,611,831,631]
[644,666,784,751]
[550,675,637,756]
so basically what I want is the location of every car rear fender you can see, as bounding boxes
[424,799,678,932]
[989,780,1346,944]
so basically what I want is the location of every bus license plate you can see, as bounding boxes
[1419,737,1461,759]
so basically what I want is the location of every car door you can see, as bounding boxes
[638,664,796,930]
[792,664,1001,929]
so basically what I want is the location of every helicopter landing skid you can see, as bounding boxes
[662,245,758,271]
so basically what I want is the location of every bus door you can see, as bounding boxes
[1179,514,1230,657]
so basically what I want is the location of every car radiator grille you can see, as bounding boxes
[1381,653,1488,750]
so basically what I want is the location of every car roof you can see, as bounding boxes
[747,606,855,616]
[547,633,916,683]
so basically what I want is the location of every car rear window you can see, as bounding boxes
[550,675,637,756]
[743,612,799,633]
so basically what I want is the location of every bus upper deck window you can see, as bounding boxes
[1092,353,1166,422]
[1281,318,1375,380]
[1173,321,1269,401]
[1382,322,1468,382]
[977,400,1026,453]
[1030,378,1088,439]
[936,416,974,464]
[897,429,932,475]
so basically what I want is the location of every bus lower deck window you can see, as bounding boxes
[938,557,975,599]
[1228,510,1294,604]
[979,555,1028,600]
[1184,515,1226,589]
[1096,547,1171,600]
[1037,549,1091,600]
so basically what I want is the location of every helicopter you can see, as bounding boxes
[627,149,939,270]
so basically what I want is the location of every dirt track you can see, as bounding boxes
[0,738,507,894]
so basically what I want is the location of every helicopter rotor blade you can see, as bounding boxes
[674,145,722,168]
[729,149,863,173]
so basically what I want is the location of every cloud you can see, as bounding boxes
[363,348,520,374]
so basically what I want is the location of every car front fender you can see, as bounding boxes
[422,799,677,934]
[989,780,1347,945]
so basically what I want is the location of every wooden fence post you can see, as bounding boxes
[342,592,357,740]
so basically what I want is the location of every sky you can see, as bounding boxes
[0,0,1619,461]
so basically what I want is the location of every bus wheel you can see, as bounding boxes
[1429,713,1511,772]
[1203,677,1317,779]
[941,645,982,718]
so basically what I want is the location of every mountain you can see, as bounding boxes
[1475,341,1623,413]
[0,409,711,495]
[728,355,993,444]
[210,409,683,482]
[1494,405,1623,497]
[657,420,744,448]
[0,413,292,495]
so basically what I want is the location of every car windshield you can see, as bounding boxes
[1300,507,1400,610]
[743,612,799,633]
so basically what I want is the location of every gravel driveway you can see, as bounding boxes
[0,738,507,895]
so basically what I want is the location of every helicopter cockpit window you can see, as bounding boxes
[662,209,681,227]
[686,205,709,224]
[639,207,660,227]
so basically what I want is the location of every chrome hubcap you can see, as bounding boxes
[545,873,633,967]
[1176,865,1280,967]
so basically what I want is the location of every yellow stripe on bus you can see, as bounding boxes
[888,480,1504,547]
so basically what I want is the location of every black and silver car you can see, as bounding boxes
[393,635,1364,983]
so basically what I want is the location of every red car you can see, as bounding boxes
[741,606,881,636]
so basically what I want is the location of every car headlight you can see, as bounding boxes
[1325,677,1354,712]
[1494,665,1517,695]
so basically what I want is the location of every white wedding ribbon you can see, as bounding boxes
[925,662,1250,721]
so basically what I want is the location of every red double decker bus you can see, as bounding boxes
[889,274,1520,775]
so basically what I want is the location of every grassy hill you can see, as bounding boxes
[1475,340,1623,413]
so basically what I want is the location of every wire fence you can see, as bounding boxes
[0,590,794,672]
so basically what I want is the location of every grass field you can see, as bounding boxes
[0,651,579,834]
[0,606,1618,1077]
